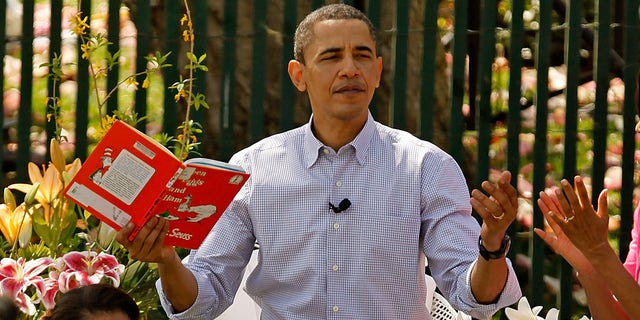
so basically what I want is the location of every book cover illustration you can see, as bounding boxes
[150,160,249,248]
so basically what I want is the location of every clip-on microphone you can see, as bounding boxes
[329,198,351,213]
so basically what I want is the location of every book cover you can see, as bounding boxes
[63,120,249,249]
[150,157,249,248]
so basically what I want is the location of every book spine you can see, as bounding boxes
[166,166,185,188]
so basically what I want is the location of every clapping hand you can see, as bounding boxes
[536,176,610,259]
[470,170,518,240]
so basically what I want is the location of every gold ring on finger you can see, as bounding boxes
[492,212,505,221]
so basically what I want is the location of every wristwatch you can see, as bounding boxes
[478,234,511,260]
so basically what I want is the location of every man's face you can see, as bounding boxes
[289,19,382,122]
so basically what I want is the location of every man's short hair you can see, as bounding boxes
[293,4,376,64]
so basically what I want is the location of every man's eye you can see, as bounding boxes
[321,55,338,61]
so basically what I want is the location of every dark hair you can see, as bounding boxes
[293,3,376,64]
[41,284,139,320]
[0,295,19,320]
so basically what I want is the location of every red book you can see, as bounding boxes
[63,120,249,249]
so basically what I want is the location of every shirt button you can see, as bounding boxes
[335,180,342,187]
[333,222,340,230]
[332,264,339,271]
[332,305,339,312]
[323,148,330,154]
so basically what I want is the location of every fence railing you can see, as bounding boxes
[1,0,639,318]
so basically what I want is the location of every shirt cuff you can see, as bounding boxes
[461,258,522,319]
[156,270,217,319]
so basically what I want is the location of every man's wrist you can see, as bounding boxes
[478,234,511,260]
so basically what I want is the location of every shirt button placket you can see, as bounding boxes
[328,153,347,318]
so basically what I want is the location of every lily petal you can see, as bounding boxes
[0,204,15,245]
[0,257,23,278]
[50,138,67,176]
[40,166,63,205]
[22,257,55,278]
[56,271,82,293]
[62,158,83,184]
[27,162,44,184]
[14,291,37,315]
[39,278,59,310]
[545,308,559,320]
[0,277,25,296]
[60,251,94,271]
[532,305,543,316]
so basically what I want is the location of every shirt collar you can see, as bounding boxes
[304,112,375,168]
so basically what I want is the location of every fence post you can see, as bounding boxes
[474,0,498,188]
[163,0,181,136]
[507,0,525,266]
[532,0,553,307]
[419,0,440,142]
[16,1,35,183]
[107,0,120,117]
[390,1,409,129]
[45,0,63,161]
[249,0,267,145]
[448,0,469,165]
[620,0,640,261]
[134,3,151,132]
[278,0,297,133]
[0,0,5,186]
[219,0,238,161]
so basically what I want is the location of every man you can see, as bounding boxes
[117,4,521,319]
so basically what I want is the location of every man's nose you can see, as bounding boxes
[338,55,360,78]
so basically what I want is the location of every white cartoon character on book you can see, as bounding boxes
[90,147,113,184]
[163,167,217,223]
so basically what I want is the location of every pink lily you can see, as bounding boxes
[32,277,59,310]
[0,257,55,315]
[52,251,124,293]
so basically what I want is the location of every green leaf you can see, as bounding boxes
[186,52,197,63]
[59,210,79,245]
[33,219,53,247]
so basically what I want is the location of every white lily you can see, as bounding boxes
[504,296,558,320]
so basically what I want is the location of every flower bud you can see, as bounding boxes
[24,182,41,206]
[3,188,16,211]
[50,138,66,175]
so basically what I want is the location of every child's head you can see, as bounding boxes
[41,284,139,320]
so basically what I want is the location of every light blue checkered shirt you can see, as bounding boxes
[158,112,521,319]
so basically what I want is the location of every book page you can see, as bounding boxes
[99,149,155,205]
[184,157,245,172]
[65,183,132,228]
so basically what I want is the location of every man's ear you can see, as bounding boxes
[288,59,306,92]
[375,56,383,88]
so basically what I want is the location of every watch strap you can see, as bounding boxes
[478,234,511,260]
